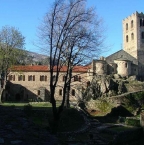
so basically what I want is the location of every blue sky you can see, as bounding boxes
[0,0,144,57]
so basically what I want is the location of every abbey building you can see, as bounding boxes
[3,11,144,102]
[91,11,144,79]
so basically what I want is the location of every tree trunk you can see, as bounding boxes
[65,85,70,108]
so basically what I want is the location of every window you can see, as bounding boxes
[74,75,79,81]
[126,35,128,42]
[59,89,62,96]
[40,75,44,81]
[126,23,128,30]
[79,76,81,82]
[38,90,40,95]
[28,75,35,81]
[53,75,56,81]
[8,75,15,81]
[23,75,25,81]
[45,75,47,81]
[40,75,47,81]
[125,63,127,68]
[140,19,143,26]
[18,75,25,81]
[141,32,144,39]
[63,75,65,81]
[131,33,134,40]
[71,89,75,96]
[28,75,32,81]
[87,81,90,87]
[131,20,134,28]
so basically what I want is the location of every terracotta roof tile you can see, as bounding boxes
[10,65,90,72]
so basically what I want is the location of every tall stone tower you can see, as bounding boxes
[123,11,144,77]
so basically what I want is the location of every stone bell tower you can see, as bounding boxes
[123,11,144,78]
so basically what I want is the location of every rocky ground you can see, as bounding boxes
[0,105,58,145]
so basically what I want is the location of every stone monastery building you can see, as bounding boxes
[6,11,144,101]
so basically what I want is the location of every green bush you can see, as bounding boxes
[23,104,33,116]
[97,100,112,113]
[125,118,140,127]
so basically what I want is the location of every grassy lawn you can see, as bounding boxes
[1,102,61,110]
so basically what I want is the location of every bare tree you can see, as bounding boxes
[0,26,25,101]
[38,0,105,122]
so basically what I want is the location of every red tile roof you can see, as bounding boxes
[10,65,90,72]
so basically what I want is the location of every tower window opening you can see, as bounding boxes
[131,33,134,40]
[141,32,144,39]
[59,89,62,96]
[131,20,134,28]
[140,19,143,26]
[126,35,128,42]
[125,63,127,68]
[126,23,128,30]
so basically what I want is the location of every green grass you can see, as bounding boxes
[108,126,135,132]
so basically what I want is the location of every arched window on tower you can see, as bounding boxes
[141,32,144,39]
[126,23,128,30]
[143,19,144,26]
[140,19,143,26]
[131,20,134,28]
[131,33,134,40]
[126,35,128,42]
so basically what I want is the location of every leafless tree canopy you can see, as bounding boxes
[39,0,104,65]
[38,0,105,121]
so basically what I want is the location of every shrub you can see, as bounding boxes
[97,100,112,113]
[125,118,140,127]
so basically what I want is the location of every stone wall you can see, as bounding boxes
[8,71,89,101]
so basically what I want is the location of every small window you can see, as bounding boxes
[23,75,25,81]
[38,90,40,95]
[40,75,47,81]
[8,75,13,81]
[126,23,128,30]
[126,35,128,42]
[13,75,15,81]
[125,63,127,68]
[71,89,75,96]
[45,76,47,81]
[33,75,35,81]
[63,75,65,81]
[53,75,56,81]
[59,89,62,96]
[131,33,134,40]
[74,75,79,81]
[40,75,44,81]
[28,75,33,81]
[18,75,23,81]
[79,76,81,82]
[140,19,142,26]
[141,32,144,39]
[87,81,90,87]
[131,20,134,28]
